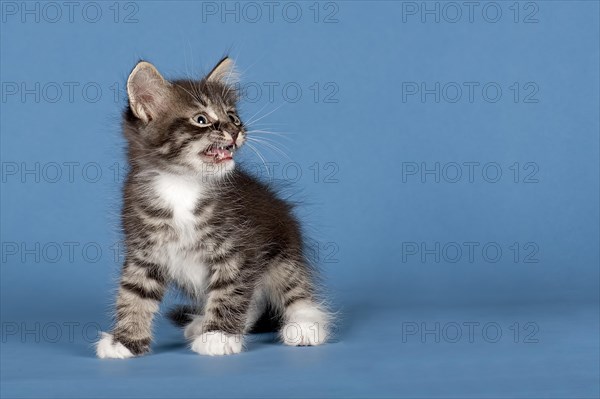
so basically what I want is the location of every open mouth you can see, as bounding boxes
[202,144,235,163]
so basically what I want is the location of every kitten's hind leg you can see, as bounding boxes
[281,299,330,346]
[267,260,331,346]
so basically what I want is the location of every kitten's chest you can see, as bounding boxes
[152,172,204,240]
[150,172,211,288]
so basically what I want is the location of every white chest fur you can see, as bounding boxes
[153,172,202,235]
[151,172,209,293]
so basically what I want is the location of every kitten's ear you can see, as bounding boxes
[127,61,170,123]
[206,57,238,85]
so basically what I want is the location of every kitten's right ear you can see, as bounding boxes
[127,61,170,123]
[206,57,238,85]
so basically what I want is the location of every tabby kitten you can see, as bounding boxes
[96,57,330,357]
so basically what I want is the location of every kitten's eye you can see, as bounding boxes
[194,114,211,127]
[228,113,241,126]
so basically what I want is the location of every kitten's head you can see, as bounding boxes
[123,57,245,179]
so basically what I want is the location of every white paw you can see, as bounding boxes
[191,331,243,356]
[96,332,134,359]
[282,300,330,346]
[281,321,328,346]
[184,316,204,340]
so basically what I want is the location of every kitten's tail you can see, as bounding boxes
[166,305,197,327]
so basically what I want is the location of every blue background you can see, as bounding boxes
[1,1,599,398]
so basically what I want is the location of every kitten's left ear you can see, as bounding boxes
[127,61,171,123]
[206,57,238,85]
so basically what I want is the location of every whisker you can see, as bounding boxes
[244,141,270,177]
[246,103,285,126]
[247,137,290,160]
[246,130,294,139]
[247,135,290,151]
[243,102,271,126]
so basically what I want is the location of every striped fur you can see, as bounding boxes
[97,58,330,358]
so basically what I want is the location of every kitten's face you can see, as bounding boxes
[124,58,245,179]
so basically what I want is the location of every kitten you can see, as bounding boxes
[96,57,330,358]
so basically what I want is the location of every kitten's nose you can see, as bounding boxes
[223,130,238,145]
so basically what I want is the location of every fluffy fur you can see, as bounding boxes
[96,57,330,358]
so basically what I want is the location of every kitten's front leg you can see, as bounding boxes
[189,266,253,356]
[96,257,167,359]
